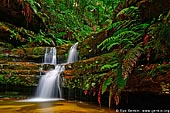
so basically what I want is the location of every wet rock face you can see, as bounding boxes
[0,62,41,86]
[78,30,108,60]
[136,0,170,21]
[0,43,73,86]
[0,0,45,32]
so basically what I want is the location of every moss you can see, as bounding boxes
[0,74,4,83]
[23,47,45,55]
[0,54,6,60]
[2,74,37,86]
[33,47,45,55]
[11,48,25,56]
[56,44,72,55]
[78,30,109,60]
[64,52,117,79]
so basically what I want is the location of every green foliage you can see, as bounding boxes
[25,0,127,42]
[99,7,149,51]
[27,30,68,45]
[102,76,112,94]
[114,64,127,90]
[149,64,170,77]
[101,63,119,70]
[28,30,51,45]
[98,19,149,51]
[97,22,147,93]
[26,0,40,14]
[117,6,140,20]
[145,20,170,61]
[0,74,3,83]
[122,42,144,79]
[95,4,150,107]
[9,29,18,39]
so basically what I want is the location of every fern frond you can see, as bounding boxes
[101,63,119,71]
[97,34,118,50]
[117,6,139,20]
[102,76,112,94]
[122,42,144,79]
[131,23,150,31]
[107,20,125,30]
[99,29,142,51]
[108,20,137,31]
[114,63,128,90]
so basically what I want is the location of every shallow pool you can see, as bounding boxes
[0,98,117,113]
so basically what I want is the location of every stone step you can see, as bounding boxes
[0,53,43,63]
[0,46,68,63]
[0,74,40,86]
[0,53,66,63]
[0,62,41,70]
[0,69,46,75]
[0,59,7,64]
[0,61,59,70]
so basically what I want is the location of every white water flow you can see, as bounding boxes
[44,47,57,64]
[35,65,65,98]
[19,43,78,102]
[67,42,79,63]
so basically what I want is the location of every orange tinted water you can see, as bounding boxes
[0,99,117,113]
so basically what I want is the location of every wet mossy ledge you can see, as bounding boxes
[0,40,71,86]
[0,61,60,86]
[64,52,116,78]
[63,60,170,95]
[0,45,72,63]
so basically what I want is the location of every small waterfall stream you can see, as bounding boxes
[44,47,57,64]
[19,43,78,102]
[35,65,65,98]
[67,42,78,63]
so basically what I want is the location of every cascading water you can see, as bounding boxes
[19,43,78,102]
[67,42,79,63]
[44,47,57,64]
[35,65,65,98]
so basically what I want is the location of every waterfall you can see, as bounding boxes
[35,65,65,98]
[67,42,78,63]
[24,43,79,102]
[44,47,57,64]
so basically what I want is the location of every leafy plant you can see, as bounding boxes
[117,6,140,20]
[0,75,3,83]
[96,5,149,107]
[102,76,112,94]
[122,42,144,79]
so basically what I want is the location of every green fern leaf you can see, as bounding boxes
[122,43,144,79]
[101,63,119,71]
[102,76,112,94]
[117,6,139,19]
